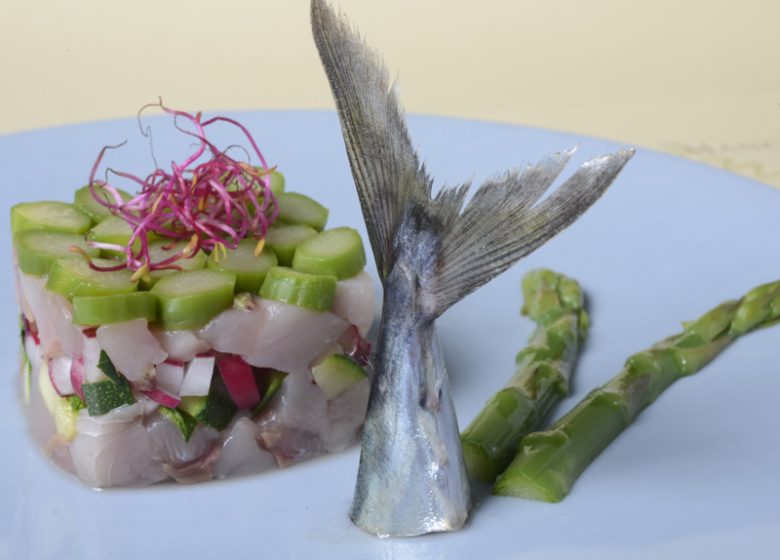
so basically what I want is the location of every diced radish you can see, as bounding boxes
[81,336,104,383]
[142,388,181,409]
[69,356,85,399]
[22,316,40,345]
[82,327,98,338]
[216,355,260,409]
[338,325,372,367]
[180,356,215,397]
[24,333,42,375]
[47,357,74,396]
[155,362,185,396]
[97,319,167,384]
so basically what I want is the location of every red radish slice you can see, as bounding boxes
[339,325,372,367]
[155,362,185,395]
[142,388,181,409]
[49,357,74,396]
[48,357,74,396]
[70,356,85,399]
[180,356,215,397]
[216,355,260,409]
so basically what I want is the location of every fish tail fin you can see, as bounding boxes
[433,147,634,314]
[311,0,434,281]
[312,0,634,315]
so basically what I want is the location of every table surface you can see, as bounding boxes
[2,0,778,189]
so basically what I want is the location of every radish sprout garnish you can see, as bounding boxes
[83,101,278,282]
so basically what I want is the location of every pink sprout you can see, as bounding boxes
[85,102,279,277]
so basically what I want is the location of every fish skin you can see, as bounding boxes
[351,207,470,536]
[310,0,634,537]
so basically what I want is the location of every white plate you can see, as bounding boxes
[1,112,778,560]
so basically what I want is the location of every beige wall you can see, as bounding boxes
[2,1,778,187]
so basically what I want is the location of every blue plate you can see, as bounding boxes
[1,111,778,559]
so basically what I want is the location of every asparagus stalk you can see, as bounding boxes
[460,269,589,483]
[494,279,780,502]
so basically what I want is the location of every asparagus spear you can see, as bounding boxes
[494,279,780,502]
[460,269,589,483]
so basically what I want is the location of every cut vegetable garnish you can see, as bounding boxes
[259,266,337,312]
[159,407,198,442]
[46,257,138,300]
[74,184,131,222]
[140,240,208,289]
[82,351,135,416]
[11,201,92,236]
[292,227,366,280]
[216,354,260,409]
[493,279,780,502]
[83,103,279,274]
[46,256,137,298]
[151,269,236,330]
[252,370,287,416]
[265,224,318,266]
[72,292,158,326]
[180,375,237,431]
[276,192,328,231]
[311,354,367,400]
[268,170,285,197]
[14,231,99,277]
[207,239,278,294]
[180,356,215,397]
[87,215,142,258]
[460,269,589,484]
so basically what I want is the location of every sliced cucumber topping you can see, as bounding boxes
[11,201,92,235]
[151,269,236,330]
[207,239,278,294]
[72,292,158,326]
[15,230,99,277]
[265,224,318,266]
[311,354,368,399]
[276,192,328,231]
[46,257,138,300]
[73,184,132,222]
[140,240,208,289]
[259,266,337,312]
[87,215,140,258]
[268,170,285,197]
[292,227,366,280]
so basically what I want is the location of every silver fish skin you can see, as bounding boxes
[311,0,634,537]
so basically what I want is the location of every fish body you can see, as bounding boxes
[352,208,470,536]
[311,0,634,537]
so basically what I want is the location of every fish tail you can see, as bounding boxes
[312,0,633,316]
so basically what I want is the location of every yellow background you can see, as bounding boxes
[2,0,778,187]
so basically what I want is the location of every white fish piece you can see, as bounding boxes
[18,273,81,358]
[151,328,211,362]
[96,319,167,384]
[311,0,633,537]
[70,403,167,487]
[333,271,376,336]
[213,417,277,478]
[244,300,349,372]
[199,303,268,357]
[217,298,349,373]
